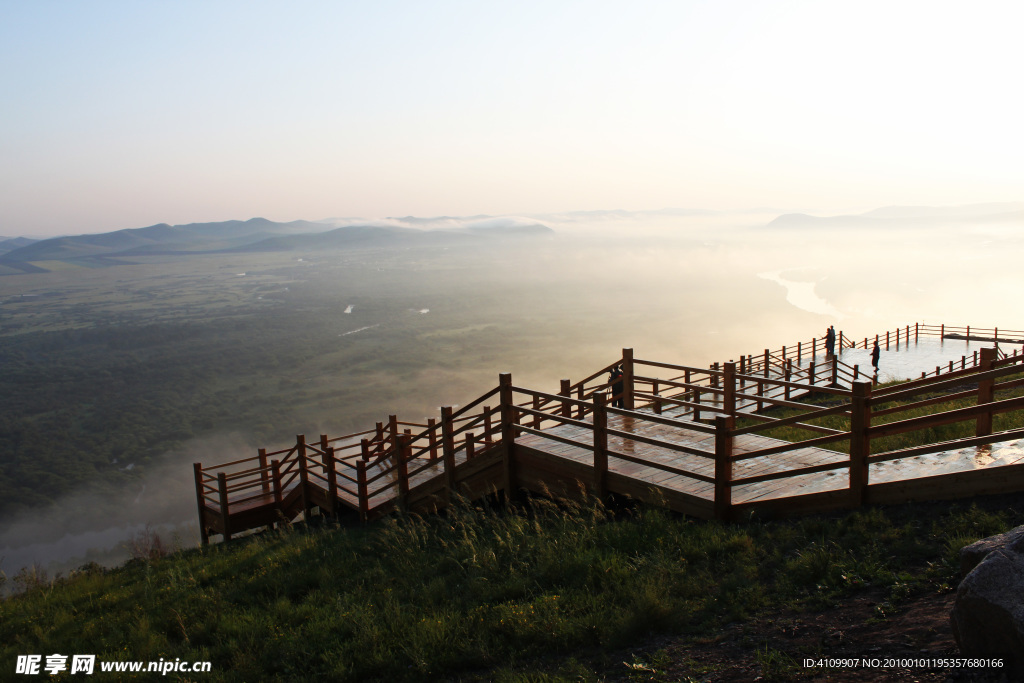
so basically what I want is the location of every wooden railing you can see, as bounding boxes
[195,322,1024,540]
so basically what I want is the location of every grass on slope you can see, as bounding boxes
[3,493,1022,682]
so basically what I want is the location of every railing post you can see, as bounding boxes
[714,415,734,520]
[652,379,662,414]
[375,422,385,455]
[976,348,997,438]
[356,461,369,523]
[217,471,231,542]
[193,463,209,546]
[711,362,719,389]
[465,432,476,460]
[441,406,456,501]
[886,330,890,350]
[483,406,493,445]
[831,355,838,386]
[326,446,338,514]
[593,389,609,499]
[622,348,635,410]
[723,361,736,416]
[693,387,701,422]
[428,418,438,460]
[361,438,371,461]
[808,361,816,387]
[397,433,410,509]
[499,373,516,502]
[785,359,792,400]
[388,415,399,460]
[532,394,541,429]
[797,341,802,364]
[271,459,282,507]
[915,322,919,342]
[559,379,571,418]
[849,381,872,506]
[258,448,269,495]
[297,435,310,522]
[576,384,585,419]
[941,323,945,338]
[763,349,770,377]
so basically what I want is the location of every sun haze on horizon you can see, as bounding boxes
[2,0,1022,237]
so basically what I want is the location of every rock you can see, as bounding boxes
[959,525,1024,577]
[950,525,1024,672]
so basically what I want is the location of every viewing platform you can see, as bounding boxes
[195,323,1024,543]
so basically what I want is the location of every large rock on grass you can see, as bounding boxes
[950,525,1024,672]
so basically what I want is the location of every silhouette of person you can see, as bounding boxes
[871,341,881,372]
[609,365,624,408]
[826,325,836,357]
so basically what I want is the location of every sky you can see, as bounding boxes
[2,0,1023,237]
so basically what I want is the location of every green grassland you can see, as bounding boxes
[2,492,1021,681]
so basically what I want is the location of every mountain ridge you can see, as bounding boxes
[0,218,554,273]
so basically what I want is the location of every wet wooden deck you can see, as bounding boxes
[515,410,1024,507]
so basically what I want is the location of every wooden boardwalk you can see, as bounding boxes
[516,411,847,506]
[195,323,1024,542]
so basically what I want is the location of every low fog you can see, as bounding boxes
[2,207,1022,580]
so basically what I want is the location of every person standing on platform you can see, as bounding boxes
[609,365,624,408]
[826,325,836,357]
[871,341,881,372]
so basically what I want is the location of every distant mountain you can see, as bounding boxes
[768,203,1024,229]
[0,217,554,274]
[0,237,39,255]
[860,202,1024,219]
[0,218,336,265]
[236,223,553,253]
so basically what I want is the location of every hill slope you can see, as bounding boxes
[0,218,554,272]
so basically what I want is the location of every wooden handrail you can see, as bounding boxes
[731,429,852,462]
[449,385,501,421]
[868,394,1024,439]
[732,459,849,486]
[731,402,852,436]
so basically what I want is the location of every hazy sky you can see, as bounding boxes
[2,1,1022,236]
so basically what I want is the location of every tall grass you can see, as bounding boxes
[3,492,1022,681]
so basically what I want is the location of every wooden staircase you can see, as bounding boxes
[195,323,1024,544]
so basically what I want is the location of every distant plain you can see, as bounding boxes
[2,207,1022,575]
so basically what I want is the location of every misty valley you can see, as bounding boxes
[3,208,1023,577]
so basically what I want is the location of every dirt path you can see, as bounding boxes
[609,587,1011,682]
